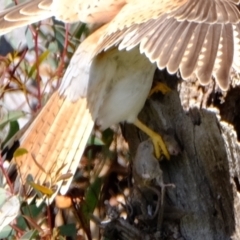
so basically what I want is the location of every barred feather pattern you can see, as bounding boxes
[0,0,52,34]
[0,0,126,34]
[15,92,95,201]
[97,0,240,90]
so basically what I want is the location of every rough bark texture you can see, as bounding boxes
[122,70,240,240]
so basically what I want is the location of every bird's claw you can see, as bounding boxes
[149,82,171,97]
[151,133,170,160]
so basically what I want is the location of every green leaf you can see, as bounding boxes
[28,50,50,78]
[28,181,53,196]
[84,177,103,214]
[72,23,87,40]
[58,223,77,237]
[0,225,14,239]
[87,135,105,146]
[102,128,114,147]
[13,148,28,158]
[48,41,59,53]
[22,202,46,217]
[20,230,38,240]
[1,120,19,148]
[25,27,34,49]
[22,215,43,233]
[79,177,103,236]
[0,110,25,130]
[16,215,28,231]
[54,24,66,51]
[17,202,46,231]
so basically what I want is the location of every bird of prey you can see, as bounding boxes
[1,0,240,200]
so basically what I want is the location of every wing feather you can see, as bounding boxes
[0,0,52,34]
[167,22,197,74]
[195,24,222,85]
[180,23,209,79]
[214,24,234,90]
[96,0,240,90]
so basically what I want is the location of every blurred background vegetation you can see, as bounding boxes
[0,2,132,239]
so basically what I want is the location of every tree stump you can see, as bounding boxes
[122,70,240,240]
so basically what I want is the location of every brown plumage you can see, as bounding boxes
[16,92,94,195]
[2,0,240,88]
[1,0,240,200]
[96,0,240,90]
[0,0,126,34]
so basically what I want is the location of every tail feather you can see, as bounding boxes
[15,93,94,202]
[20,92,65,161]
[60,101,94,195]
[30,95,77,186]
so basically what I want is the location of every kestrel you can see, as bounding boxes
[1,0,240,200]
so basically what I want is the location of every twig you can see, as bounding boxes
[0,155,14,193]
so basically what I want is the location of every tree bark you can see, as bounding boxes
[122,70,240,240]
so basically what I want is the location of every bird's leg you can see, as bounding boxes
[133,119,170,160]
[149,82,171,97]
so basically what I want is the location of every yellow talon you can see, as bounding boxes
[134,119,170,160]
[149,82,171,97]
[151,131,170,160]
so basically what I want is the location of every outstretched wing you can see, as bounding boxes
[97,0,240,90]
[0,0,52,34]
